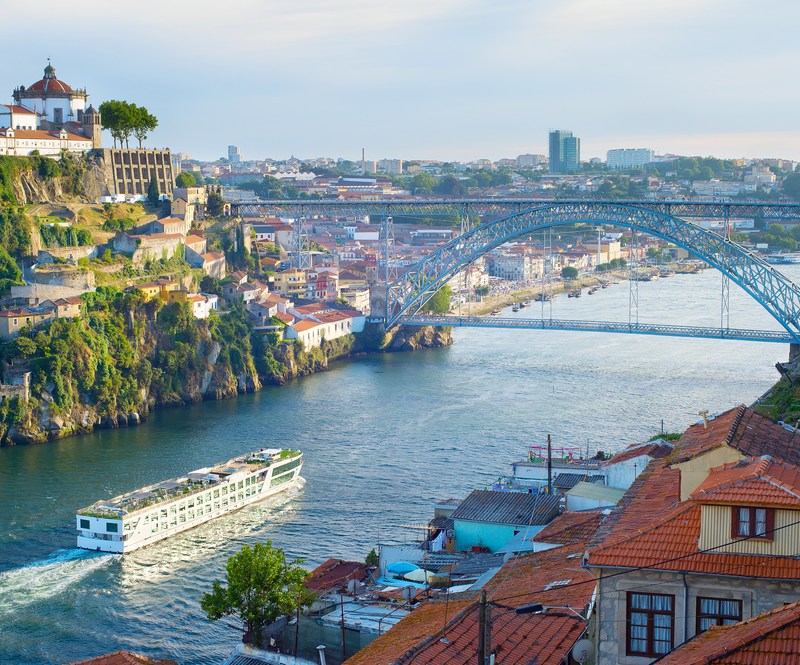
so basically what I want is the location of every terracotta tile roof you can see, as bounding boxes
[292,319,321,333]
[67,651,177,665]
[1,128,90,141]
[273,312,295,325]
[588,501,800,579]
[675,405,800,467]
[450,490,560,527]
[604,440,674,466]
[393,608,587,665]
[653,600,800,664]
[2,104,36,114]
[202,251,225,262]
[532,509,605,546]
[484,543,596,610]
[306,558,370,592]
[344,600,473,665]
[689,456,800,507]
[589,458,682,549]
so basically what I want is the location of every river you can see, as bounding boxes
[1,265,797,664]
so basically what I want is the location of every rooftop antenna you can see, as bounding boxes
[699,410,709,428]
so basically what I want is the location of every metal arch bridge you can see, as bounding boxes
[380,201,800,345]
[233,198,800,222]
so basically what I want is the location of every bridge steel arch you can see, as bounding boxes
[385,202,800,343]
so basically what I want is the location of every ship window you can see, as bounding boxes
[106,522,119,533]
[80,519,90,529]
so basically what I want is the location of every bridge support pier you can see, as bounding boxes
[790,343,800,361]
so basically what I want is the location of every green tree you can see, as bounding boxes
[423,285,452,313]
[783,173,800,201]
[175,171,197,188]
[410,172,436,195]
[561,266,579,279]
[147,176,160,205]
[207,189,224,217]
[365,548,379,567]
[200,542,311,645]
[131,105,158,149]
[98,100,135,149]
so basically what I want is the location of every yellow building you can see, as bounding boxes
[272,269,307,298]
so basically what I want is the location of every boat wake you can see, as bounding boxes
[0,548,118,615]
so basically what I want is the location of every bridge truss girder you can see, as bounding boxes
[384,203,800,343]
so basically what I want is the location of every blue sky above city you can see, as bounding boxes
[2,0,799,163]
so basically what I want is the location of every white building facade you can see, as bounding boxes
[606,148,655,170]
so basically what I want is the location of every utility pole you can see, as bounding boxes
[477,590,487,665]
[547,434,553,495]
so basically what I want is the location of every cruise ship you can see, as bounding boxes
[76,449,303,553]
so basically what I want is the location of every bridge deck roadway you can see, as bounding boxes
[395,315,796,344]
[234,199,800,221]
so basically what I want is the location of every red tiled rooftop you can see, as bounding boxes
[306,558,369,592]
[588,502,800,579]
[67,651,177,665]
[589,458,682,549]
[344,600,473,665]
[675,405,800,467]
[653,600,800,664]
[604,440,674,466]
[690,456,800,507]
[532,509,605,546]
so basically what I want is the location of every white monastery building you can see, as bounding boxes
[0,62,101,156]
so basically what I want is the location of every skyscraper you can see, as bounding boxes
[548,130,580,173]
[228,145,242,164]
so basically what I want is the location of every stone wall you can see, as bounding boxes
[99,149,174,198]
[595,568,800,665]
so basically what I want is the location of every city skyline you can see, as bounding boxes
[2,0,799,163]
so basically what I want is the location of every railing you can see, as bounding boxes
[395,314,796,344]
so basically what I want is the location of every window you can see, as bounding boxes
[79,519,90,530]
[627,592,674,657]
[696,597,742,632]
[106,522,119,533]
[731,506,774,540]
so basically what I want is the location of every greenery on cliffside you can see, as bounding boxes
[753,375,800,424]
[0,288,387,443]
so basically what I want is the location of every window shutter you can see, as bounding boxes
[766,508,776,540]
[730,505,739,539]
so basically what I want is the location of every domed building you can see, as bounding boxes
[1,61,100,156]
[13,60,88,127]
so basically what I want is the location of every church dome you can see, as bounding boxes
[28,62,73,94]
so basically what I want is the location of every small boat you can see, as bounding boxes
[568,291,575,298]
[512,304,520,312]
[520,301,529,308]
[490,309,501,316]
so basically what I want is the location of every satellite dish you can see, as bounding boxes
[346,579,359,594]
[572,639,594,664]
[402,586,417,601]
[446,529,455,538]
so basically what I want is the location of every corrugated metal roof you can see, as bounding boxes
[552,473,605,489]
[566,482,626,502]
[450,490,560,526]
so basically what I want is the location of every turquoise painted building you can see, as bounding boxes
[451,490,561,553]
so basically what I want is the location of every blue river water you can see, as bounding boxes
[0,265,797,664]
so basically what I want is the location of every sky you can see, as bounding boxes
[2,0,799,163]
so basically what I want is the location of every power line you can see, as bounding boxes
[487,512,800,608]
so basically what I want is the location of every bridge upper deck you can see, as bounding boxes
[233,199,800,221]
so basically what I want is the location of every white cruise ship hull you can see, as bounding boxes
[77,452,303,554]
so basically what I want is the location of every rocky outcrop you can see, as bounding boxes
[384,325,453,351]
[1,321,452,446]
